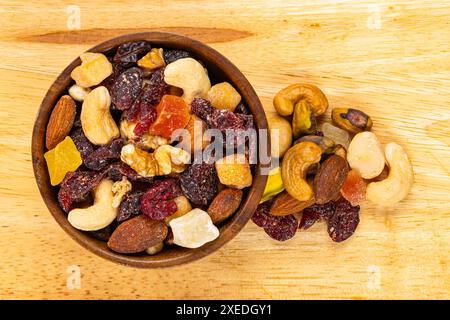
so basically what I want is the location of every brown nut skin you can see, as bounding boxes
[273,84,328,117]
[46,95,76,150]
[207,188,243,224]
[331,108,373,134]
[107,215,168,254]
[313,155,349,204]
[270,191,315,216]
[281,142,322,202]
[295,135,335,154]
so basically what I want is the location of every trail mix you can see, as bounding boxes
[254,84,414,242]
[44,41,255,255]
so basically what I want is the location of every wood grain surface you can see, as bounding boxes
[0,0,449,299]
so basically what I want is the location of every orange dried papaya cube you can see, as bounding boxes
[149,95,190,139]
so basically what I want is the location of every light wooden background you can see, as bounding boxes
[0,0,449,300]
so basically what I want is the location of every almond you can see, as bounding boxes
[107,215,168,254]
[207,188,243,224]
[270,191,315,216]
[313,155,349,204]
[46,95,76,150]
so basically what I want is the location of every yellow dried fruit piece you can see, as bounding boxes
[165,196,192,225]
[70,53,113,88]
[44,136,82,186]
[207,82,241,111]
[281,142,322,201]
[215,154,253,189]
[137,48,166,70]
[260,167,284,203]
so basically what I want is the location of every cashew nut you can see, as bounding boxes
[281,142,322,201]
[70,52,112,88]
[68,179,118,231]
[111,176,132,208]
[273,84,329,117]
[347,131,385,179]
[366,142,413,206]
[163,58,211,103]
[68,84,91,102]
[121,144,190,177]
[81,86,120,145]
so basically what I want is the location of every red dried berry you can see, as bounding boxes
[180,163,219,206]
[107,162,154,183]
[327,199,360,242]
[299,202,335,230]
[84,139,124,171]
[111,67,143,110]
[252,201,298,241]
[117,191,143,222]
[140,179,182,220]
[70,128,94,161]
[113,41,152,66]
[264,214,298,241]
[133,106,157,137]
[58,171,105,212]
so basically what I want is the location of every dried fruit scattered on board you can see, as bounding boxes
[44,42,254,255]
[256,83,414,242]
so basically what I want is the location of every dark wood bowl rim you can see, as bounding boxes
[32,32,269,268]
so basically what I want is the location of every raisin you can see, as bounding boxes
[70,128,94,161]
[107,162,154,183]
[84,139,124,171]
[111,67,143,110]
[142,69,168,106]
[327,199,360,242]
[113,41,152,66]
[140,179,182,220]
[235,102,251,115]
[299,202,335,230]
[163,49,192,64]
[117,191,143,222]
[251,201,297,241]
[133,106,157,137]
[264,214,298,241]
[180,163,219,206]
[58,170,105,212]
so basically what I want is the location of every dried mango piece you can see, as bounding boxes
[137,48,166,70]
[44,136,83,186]
[71,53,112,88]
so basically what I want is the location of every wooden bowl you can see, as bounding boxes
[32,32,269,268]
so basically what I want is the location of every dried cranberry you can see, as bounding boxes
[133,105,157,137]
[84,139,124,171]
[107,162,153,183]
[251,201,297,241]
[140,179,182,220]
[251,201,273,228]
[70,128,94,161]
[113,41,152,66]
[163,49,192,64]
[142,69,168,106]
[264,214,298,241]
[327,199,360,242]
[180,163,219,206]
[58,171,105,212]
[299,202,335,230]
[117,191,143,222]
[111,67,143,110]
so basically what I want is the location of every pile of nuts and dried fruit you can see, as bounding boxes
[44,41,255,255]
[253,84,414,242]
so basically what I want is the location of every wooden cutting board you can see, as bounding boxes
[0,0,448,299]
